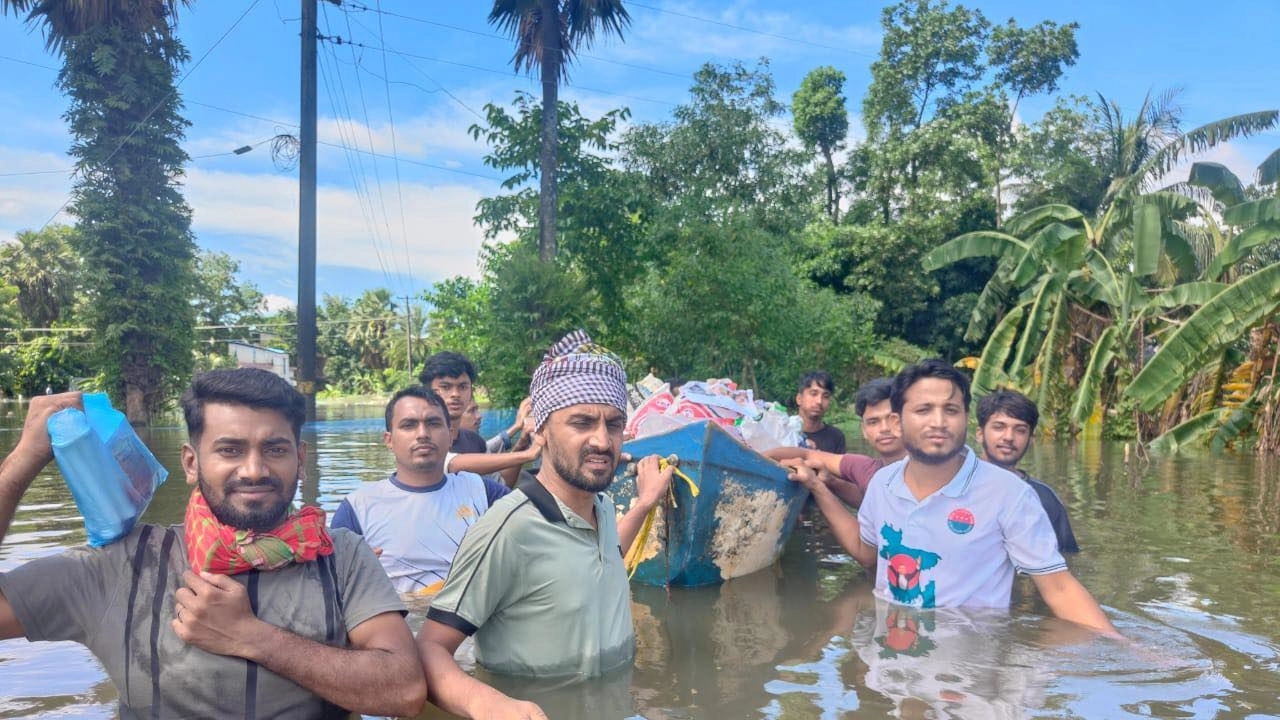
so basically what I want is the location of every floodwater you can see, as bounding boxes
[1,402,1279,719]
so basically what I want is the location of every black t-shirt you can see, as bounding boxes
[804,424,846,454]
[451,428,488,454]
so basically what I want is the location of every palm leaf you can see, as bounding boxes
[1147,409,1221,454]
[1187,162,1246,207]
[922,231,1026,272]
[972,305,1025,398]
[1126,260,1280,411]
[1135,110,1280,189]
[1069,324,1119,431]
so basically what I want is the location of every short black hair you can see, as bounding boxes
[419,351,476,386]
[976,389,1039,432]
[890,359,971,414]
[384,386,450,431]
[854,378,895,416]
[182,368,306,442]
[798,370,834,394]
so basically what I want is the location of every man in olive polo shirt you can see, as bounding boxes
[417,330,672,720]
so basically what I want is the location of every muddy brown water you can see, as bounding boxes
[1,403,1278,719]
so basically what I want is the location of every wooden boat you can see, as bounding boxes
[611,420,810,587]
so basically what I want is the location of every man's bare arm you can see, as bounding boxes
[1031,570,1120,637]
[0,393,83,639]
[782,459,877,568]
[174,570,427,717]
[617,455,673,557]
[417,619,546,719]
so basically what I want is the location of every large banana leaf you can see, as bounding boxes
[1010,223,1080,286]
[1069,324,1119,431]
[1162,228,1201,280]
[1133,203,1163,278]
[1011,274,1062,375]
[922,231,1026,272]
[1126,260,1280,411]
[1259,148,1280,185]
[1033,295,1069,415]
[1222,198,1280,226]
[972,305,1025,398]
[1211,396,1261,452]
[1131,110,1280,192]
[1144,282,1227,311]
[1203,221,1280,281]
[1078,252,1123,308]
[964,255,1014,342]
[1004,204,1083,237]
[1147,409,1221,454]
[1187,162,1246,207]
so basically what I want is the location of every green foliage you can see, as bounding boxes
[792,66,849,221]
[0,225,82,328]
[1,335,90,397]
[191,250,264,332]
[59,16,195,423]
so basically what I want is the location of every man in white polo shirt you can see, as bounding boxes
[785,360,1116,634]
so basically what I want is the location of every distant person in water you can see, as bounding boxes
[975,389,1078,553]
[784,360,1116,635]
[767,377,904,507]
[795,370,846,453]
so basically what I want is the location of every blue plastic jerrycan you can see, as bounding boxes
[46,393,169,547]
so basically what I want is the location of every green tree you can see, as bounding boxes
[191,250,265,336]
[5,0,197,423]
[0,224,81,328]
[792,66,849,222]
[488,0,631,262]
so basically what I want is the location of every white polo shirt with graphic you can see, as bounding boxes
[857,447,1066,609]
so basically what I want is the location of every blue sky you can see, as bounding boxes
[1,0,1277,308]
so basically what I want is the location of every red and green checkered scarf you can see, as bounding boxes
[184,487,334,575]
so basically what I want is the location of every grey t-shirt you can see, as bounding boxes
[0,523,405,719]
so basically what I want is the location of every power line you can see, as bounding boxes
[374,0,418,295]
[626,2,877,58]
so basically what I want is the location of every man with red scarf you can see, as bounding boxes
[0,368,426,718]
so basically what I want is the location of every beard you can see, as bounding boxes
[549,446,618,493]
[198,471,295,532]
[903,435,966,466]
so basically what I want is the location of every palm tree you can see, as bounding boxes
[488,0,630,262]
[1,1,183,51]
[0,225,81,328]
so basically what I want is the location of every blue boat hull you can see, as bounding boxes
[612,421,810,586]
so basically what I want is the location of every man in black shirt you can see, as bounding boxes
[420,352,487,454]
[796,370,846,453]
[975,390,1079,553]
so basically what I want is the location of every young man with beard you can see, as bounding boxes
[417,330,673,720]
[975,390,1078,553]
[767,377,905,507]
[785,360,1116,635]
[0,369,426,718]
[331,387,532,595]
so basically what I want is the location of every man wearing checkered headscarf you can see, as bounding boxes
[528,329,629,431]
[418,330,675,713]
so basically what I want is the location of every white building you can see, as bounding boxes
[227,341,294,385]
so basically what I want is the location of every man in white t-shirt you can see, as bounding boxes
[331,386,510,595]
[785,360,1117,635]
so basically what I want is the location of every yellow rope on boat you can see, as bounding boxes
[624,456,699,578]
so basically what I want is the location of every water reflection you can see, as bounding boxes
[3,405,1280,719]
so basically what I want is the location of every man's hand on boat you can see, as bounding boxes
[780,458,823,492]
[633,455,674,510]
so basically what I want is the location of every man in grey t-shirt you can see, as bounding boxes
[0,369,426,718]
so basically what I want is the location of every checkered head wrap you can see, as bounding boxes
[529,329,628,430]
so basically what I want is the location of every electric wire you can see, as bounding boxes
[375,0,419,296]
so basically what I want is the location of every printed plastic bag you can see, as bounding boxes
[47,393,168,547]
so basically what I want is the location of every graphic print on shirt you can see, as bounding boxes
[946,508,975,535]
[880,524,940,608]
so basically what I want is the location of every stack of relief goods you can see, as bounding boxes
[625,374,803,452]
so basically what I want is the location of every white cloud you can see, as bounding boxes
[262,294,295,313]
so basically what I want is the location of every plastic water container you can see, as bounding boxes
[47,393,168,547]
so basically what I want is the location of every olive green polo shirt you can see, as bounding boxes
[426,476,636,677]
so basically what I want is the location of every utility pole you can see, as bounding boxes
[298,0,318,421]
